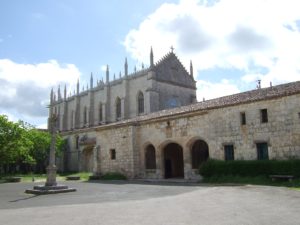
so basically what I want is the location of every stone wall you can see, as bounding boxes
[61,91,300,179]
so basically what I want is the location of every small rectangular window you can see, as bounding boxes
[240,112,246,125]
[110,149,116,160]
[260,109,268,123]
[224,145,234,161]
[256,143,269,160]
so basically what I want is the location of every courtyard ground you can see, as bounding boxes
[0,180,299,225]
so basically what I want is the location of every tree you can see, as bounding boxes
[0,115,65,174]
[0,115,33,173]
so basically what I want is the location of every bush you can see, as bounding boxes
[101,172,127,180]
[199,159,300,177]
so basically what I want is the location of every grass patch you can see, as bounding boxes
[0,172,92,183]
[60,172,92,181]
[0,174,47,183]
[100,172,127,180]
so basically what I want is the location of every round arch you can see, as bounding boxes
[81,146,94,172]
[190,139,209,169]
[163,142,184,178]
[145,144,156,169]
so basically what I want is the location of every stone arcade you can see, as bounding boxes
[49,49,300,180]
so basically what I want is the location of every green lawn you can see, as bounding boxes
[0,172,93,183]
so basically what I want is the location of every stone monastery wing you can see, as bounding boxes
[153,52,196,89]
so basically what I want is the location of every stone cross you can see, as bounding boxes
[170,46,174,53]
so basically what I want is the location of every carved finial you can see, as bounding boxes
[106,65,109,84]
[58,85,61,100]
[190,60,194,79]
[125,57,128,76]
[90,72,93,89]
[77,79,79,95]
[50,88,54,103]
[150,46,154,68]
[64,84,67,100]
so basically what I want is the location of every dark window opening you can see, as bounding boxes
[138,92,144,114]
[261,109,268,123]
[224,145,234,161]
[145,145,156,169]
[116,98,121,120]
[83,107,87,124]
[110,149,116,160]
[240,112,246,125]
[256,142,269,160]
[99,104,103,122]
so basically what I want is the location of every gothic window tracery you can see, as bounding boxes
[99,103,103,123]
[116,97,121,120]
[137,91,144,114]
[83,106,87,125]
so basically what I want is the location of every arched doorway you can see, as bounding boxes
[191,140,209,169]
[163,143,184,178]
[82,146,94,172]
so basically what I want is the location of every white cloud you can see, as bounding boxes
[124,0,300,97]
[196,79,240,101]
[0,59,81,126]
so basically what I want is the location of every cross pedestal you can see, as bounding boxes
[25,114,76,195]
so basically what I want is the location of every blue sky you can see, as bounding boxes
[1,0,300,128]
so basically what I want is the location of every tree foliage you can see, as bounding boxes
[0,115,65,174]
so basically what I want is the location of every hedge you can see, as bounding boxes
[199,159,300,177]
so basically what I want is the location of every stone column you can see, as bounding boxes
[45,114,58,186]
[183,145,192,180]
[93,146,100,175]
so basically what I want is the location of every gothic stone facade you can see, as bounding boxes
[50,52,300,179]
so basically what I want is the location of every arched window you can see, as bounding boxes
[137,91,144,114]
[99,103,103,123]
[116,97,121,120]
[83,107,87,125]
[145,144,156,169]
[71,110,74,129]
[191,140,209,169]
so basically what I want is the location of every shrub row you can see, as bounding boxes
[199,160,300,177]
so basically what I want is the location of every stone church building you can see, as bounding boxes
[49,49,300,179]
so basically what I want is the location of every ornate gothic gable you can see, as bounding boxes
[153,52,196,89]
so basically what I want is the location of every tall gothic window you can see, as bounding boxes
[116,97,121,120]
[99,103,103,123]
[137,91,144,114]
[71,110,74,129]
[83,106,87,125]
